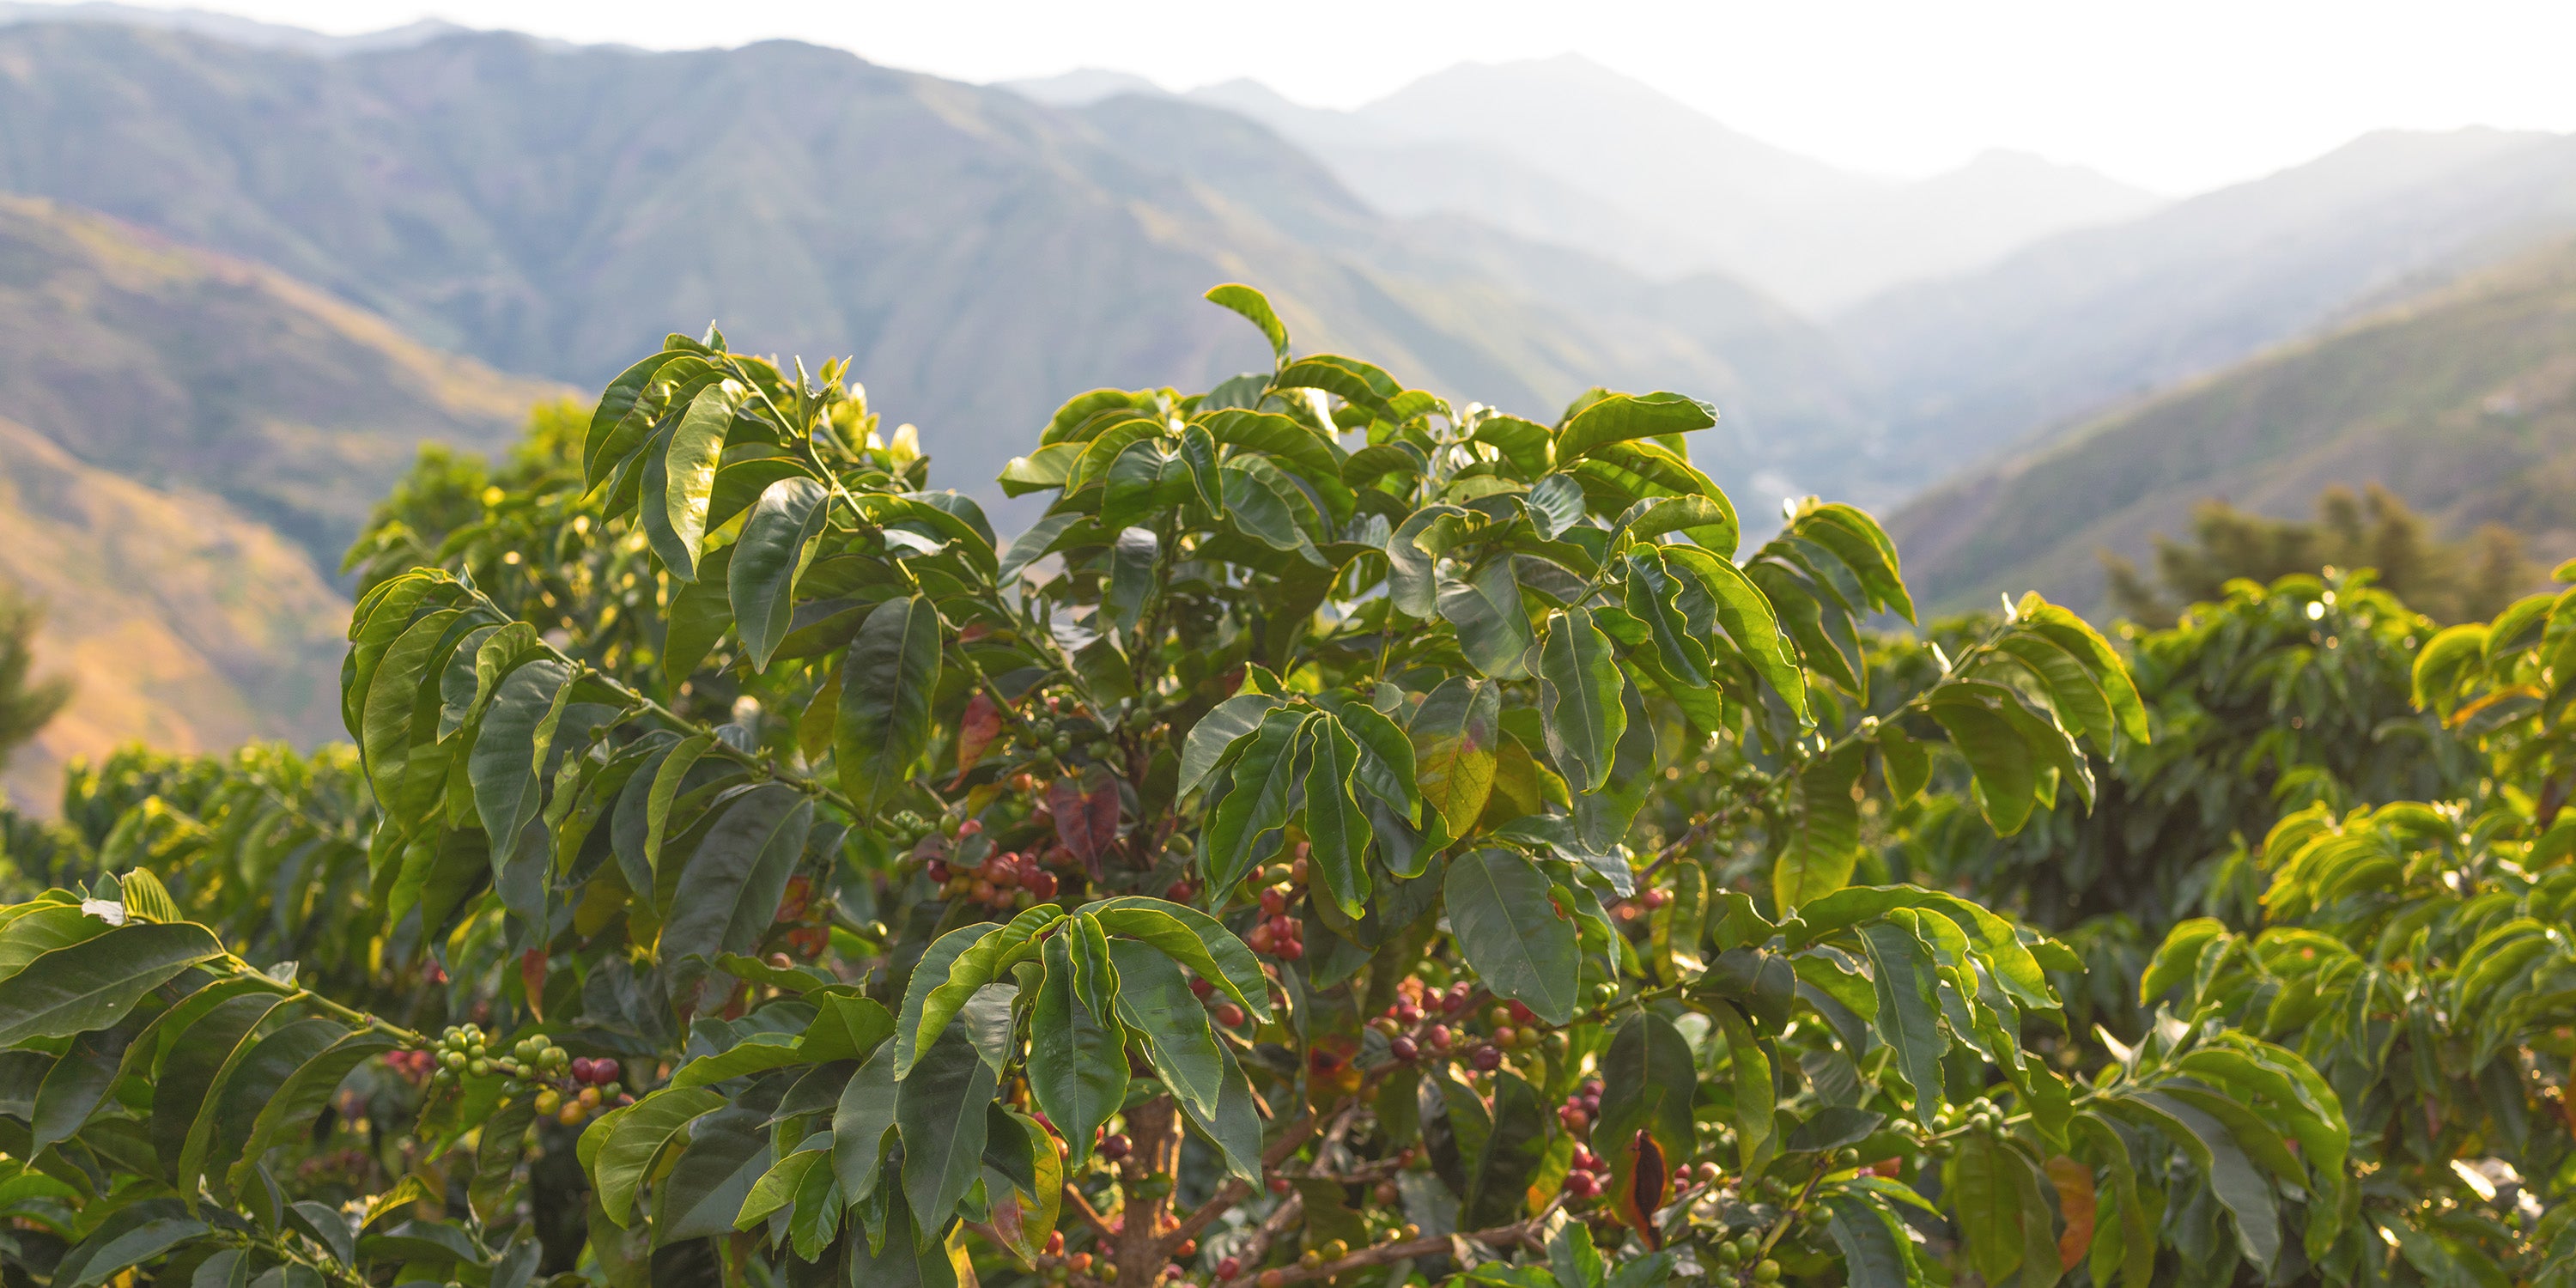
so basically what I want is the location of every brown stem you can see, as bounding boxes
[1158,1109,1322,1255]
[1223,1215,1550,1287]
[1212,1190,1304,1286]
[1061,1182,1114,1238]
[1115,1097,1186,1282]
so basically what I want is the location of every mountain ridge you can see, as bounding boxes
[0,21,1860,514]
[1013,54,2163,310]
[1886,234,2576,616]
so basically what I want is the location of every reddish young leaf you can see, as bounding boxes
[2048,1156,2097,1271]
[952,691,1005,787]
[1050,768,1121,872]
[1613,1128,1668,1250]
[520,949,548,1021]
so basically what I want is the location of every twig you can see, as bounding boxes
[1061,1182,1115,1239]
[1221,1215,1551,1287]
[1157,1109,1324,1253]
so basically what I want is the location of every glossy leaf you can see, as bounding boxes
[1444,849,1577,1024]
[729,476,831,671]
[836,595,942,811]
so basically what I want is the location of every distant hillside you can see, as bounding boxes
[1888,236,2576,616]
[0,418,344,809]
[0,23,1862,513]
[1832,128,2576,509]
[0,197,558,805]
[1018,56,2161,312]
[0,1,464,53]
[0,195,552,567]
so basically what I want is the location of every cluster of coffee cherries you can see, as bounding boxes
[1935,1095,2008,1135]
[1242,858,1306,961]
[1711,1231,1783,1283]
[1560,1140,1617,1198]
[417,1025,631,1127]
[1028,1230,1090,1282]
[926,849,1062,912]
[1366,980,1550,1073]
[884,810,939,848]
[537,1056,630,1126]
[1556,1078,1605,1136]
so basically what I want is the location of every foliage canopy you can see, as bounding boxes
[12,287,2568,1288]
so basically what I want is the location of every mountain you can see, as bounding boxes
[1886,234,2576,616]
[1830,128,2576,507]
[0,2,463,53]
[1005,67,1165,106]
[1016,56,2160,311]
[0,196,557,805]
[0,22,1861,513]
[0,194,553,567]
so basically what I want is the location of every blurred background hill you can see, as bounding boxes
[1,3,2573,802]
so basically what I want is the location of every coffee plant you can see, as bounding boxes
[0,288,2348,1287]
[2129,562,2576,1285]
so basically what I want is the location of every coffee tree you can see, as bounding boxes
[0,289,2343,1288]
[2138,564,2576,1286]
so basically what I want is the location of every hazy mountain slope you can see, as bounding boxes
[0,195,552,567]
[0,2,462,53]
[1887,236,2576,616]
[0,196,559,805]
[1832,128,2576,503]
[0,418,347,809]
[1163,57,2160,310]
[0,23,1859,510]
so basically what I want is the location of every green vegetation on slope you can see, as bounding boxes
[1890,234,2576,616]
[2105,483,2529,626]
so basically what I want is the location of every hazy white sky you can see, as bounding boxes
[94,0,2576,194]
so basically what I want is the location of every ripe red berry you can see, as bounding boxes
[1217,1258,1241,1279]
[1099,1133,1132,1162]
[1045,1231,1065,1255]
[1506,1001,1536,1025]
[1215,1002,1247,1028]
[957,819,982,838]
[1425,1024,1451,1050]
[1190,977,1216,999]
[1276,940,1304,963]
[1248,924,1277,953]
[1268,1176,1292,1194]
[1259,886,1288,914]
[1469,1045,1503,1072]
[1024,871,1060,900]
[1389,1035,1419,1061]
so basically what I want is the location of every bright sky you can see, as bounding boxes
[94,0,2576,194]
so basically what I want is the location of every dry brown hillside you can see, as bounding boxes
[0,196,563,807]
